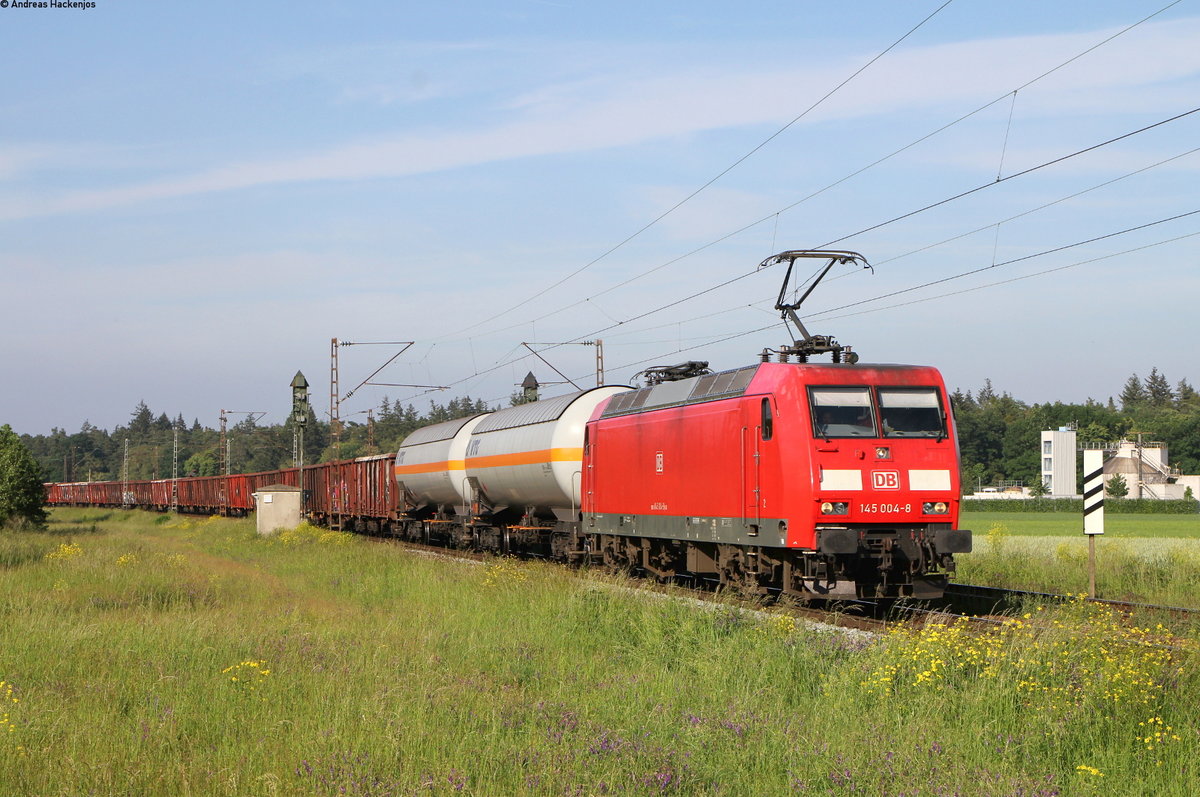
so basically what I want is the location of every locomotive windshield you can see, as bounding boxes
[878,387,945,438]
[810,387,876,438]
[809,385,947,439]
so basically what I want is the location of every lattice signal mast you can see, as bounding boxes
[332,339,443,460]
[330,338,341,459]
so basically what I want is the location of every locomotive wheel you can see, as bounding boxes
[644,539,679,583]
[601,536,634,575]
[717,545,768,598]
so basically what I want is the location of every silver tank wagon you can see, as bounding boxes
[463,386,630,521]
[394,413,492,514]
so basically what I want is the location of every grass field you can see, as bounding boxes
[1,508,1198,795]
[959,510,1200,538]
[955,511,1200,606]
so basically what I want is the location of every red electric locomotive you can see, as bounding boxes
[583,359,969,598]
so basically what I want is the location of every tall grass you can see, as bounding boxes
[0,508,1197,795]
[959,520,1200,607]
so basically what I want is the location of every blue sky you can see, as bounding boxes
[3,0,1198,436]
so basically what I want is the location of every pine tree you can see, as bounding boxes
[0,424,48,528]
[1119,374,1146,412]
[1177,379,1199,410]
[977,379,997,405]
[129,401,154,436]
[1145,368,1173,408]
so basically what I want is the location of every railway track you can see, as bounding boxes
[935,582,1200,624]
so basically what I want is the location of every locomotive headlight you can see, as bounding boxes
[820,501,849,515]
[922,501,950,515]
[875,446,891,459]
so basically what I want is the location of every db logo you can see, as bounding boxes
[872,470,901,490]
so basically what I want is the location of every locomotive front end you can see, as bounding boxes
[796,367,972,598]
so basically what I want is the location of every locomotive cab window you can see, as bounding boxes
[809,387,876,438]
[761,398,773,441]
[877,387,945,438]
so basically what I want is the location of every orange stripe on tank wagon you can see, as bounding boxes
[466,447,584,469]
[394,460,465,476]
[393,448,583,477]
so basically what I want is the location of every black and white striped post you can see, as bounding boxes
[1083,449,1105,598]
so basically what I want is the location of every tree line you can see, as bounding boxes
[19,395,493,484]
[952,367,1200,491]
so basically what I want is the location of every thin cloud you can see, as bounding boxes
[5,18,1198,222]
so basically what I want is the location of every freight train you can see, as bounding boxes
[43,251,972,599]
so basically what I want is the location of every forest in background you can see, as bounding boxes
[951,367,1200,491]
[15,367,1200,488]
[20,395,493,483]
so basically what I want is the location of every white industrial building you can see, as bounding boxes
[1040,427,1078,497]
[1099,439,1198,500]
[1039,430,1198,500]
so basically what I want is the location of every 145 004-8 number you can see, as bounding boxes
[859,503,912,514]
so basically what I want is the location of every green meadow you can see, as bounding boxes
[1,508,1198,795]
[957,510,1200,606]
[959,510,1200,538]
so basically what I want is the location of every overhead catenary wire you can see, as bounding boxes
[812,106,1200,251]
[586,140,1200,334]
[589,225,1200,381]
[391,5,1194,405]
[815,229,1200,325]
[869,144,1200,269]
[459,215,1195,414]
[391,203,1198,406]
[507,133,1194,352]
[432,0,1187,352]
[530,107,1200,356]
[484,135,1198,350]
[811,208,1200,318]
[391,177,1200,405]
[436,0,959,342]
